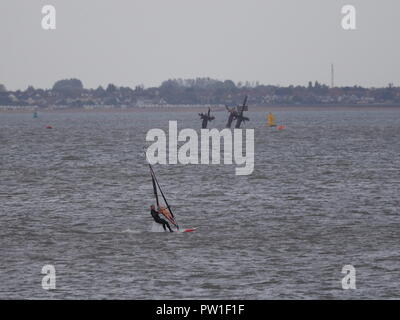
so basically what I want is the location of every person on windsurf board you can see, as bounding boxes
[147,163,196,233]
[198,107,215,129]
[150,205,173,232]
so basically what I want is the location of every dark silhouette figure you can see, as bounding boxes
[198,107,215,129]
[225,106,238,128]
[226,96,249,128]
[235,95,250,128]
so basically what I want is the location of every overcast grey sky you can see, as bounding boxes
[0,0,399,90]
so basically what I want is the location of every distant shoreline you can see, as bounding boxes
[1,104,400,114]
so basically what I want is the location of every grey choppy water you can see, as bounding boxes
[0,108,400,299]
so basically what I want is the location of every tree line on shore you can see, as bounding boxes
[0,78,399,107]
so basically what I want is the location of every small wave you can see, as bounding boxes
[62,155,82,161]
[122,229,142,234]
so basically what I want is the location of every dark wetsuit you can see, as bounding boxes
[200,114,208,129]
[151,209,173,232]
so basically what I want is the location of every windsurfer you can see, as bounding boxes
[150,205,173,232]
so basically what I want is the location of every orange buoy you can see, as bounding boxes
[45,125,53,129]
[277,125,285,130]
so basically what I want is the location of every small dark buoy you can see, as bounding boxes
[45,125,53,129]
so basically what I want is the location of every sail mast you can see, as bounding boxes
[149,165,174,217]
[150,165,160,207]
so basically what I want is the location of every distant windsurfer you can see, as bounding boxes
[225,106,238,128]
[234,96,249,128]
[225,96,249,128]
[198,107,215,129]
[150,205,173,232]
